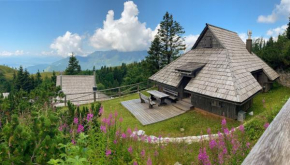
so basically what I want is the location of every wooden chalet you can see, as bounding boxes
[149,24,279,119]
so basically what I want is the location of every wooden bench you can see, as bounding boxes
[139,92,156,109]
[163,88,178,102]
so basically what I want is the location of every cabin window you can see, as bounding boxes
[204,36,212,48]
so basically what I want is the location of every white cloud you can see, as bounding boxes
[41,50,55,56]
[0,50,24,56]
[266,24,287,37]
[89,1,159,52]
[257,0,290,23]
[184,34,199,51]
[50,31,83,57]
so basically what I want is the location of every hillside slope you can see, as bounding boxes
[0,65,16,80]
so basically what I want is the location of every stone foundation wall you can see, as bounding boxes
[277,71,290,88]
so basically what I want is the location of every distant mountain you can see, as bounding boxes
[45,50,148,72]
[26,64,50,73]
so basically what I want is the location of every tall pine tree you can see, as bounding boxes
[146,36,162,74]
[158,12,185,67]
[65,53,81,75]
[51,71,57,86]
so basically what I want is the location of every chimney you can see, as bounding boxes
[246,30,252,53]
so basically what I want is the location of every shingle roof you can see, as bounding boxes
[56,75,96,104]
[149,24,279,103]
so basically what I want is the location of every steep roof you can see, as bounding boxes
[149,24,279,103]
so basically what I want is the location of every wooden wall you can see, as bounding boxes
[196,29,223,49]
[251,70,272,92]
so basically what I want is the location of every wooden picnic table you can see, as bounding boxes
[147,90,169,106]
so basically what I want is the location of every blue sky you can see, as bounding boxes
[0,0,289,67]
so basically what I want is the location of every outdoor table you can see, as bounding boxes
[147,90,169,106]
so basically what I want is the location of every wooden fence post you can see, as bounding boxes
[64,95,67,106]
[137,83,139,92]
[118,87,121,97]
[93,92,96,102]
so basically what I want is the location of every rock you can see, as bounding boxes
[180,128,185,132]
[174,162,182,165]
[249,111,253,116]
[137,130,145,136]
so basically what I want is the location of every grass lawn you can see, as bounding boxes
[59,83,290,138]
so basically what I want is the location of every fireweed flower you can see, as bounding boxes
[127,128,132,135]
[109,113,113,120]
[106,149,111,157]
[224,128,229,134]
[58,126,63,131]
[147,136,152,143]
[100,125,106,133]
[147,156,152,165]
[246,142,250,148]
[87,113,93,122]
[77,124,84,133]
[133,162,138,165]
[141,149,146,157]
[99,106,104,116]
[119,117,123,123]
[121,133,126,139]
[128,146,133,154]
[114,111,118,118]
[114,140,117,144]
[209,139,217,149]
[239,125,244,133]
[221,118,226,126]
[73,117,78,124]
[198,148,211,165]
[264,122,269,129]
[154,150,159,157]
[71,139,76,145]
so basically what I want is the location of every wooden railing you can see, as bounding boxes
[242,98,290,165]
[56,80,155,106]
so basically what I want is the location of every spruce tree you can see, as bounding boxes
[146,36,163,74]
[51,71,57,85]
[35,70,42,87]
[65,53,81,75]
[16,66,24,90]
[287,17,290,40]
[158,12,185,67]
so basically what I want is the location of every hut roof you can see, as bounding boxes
[56,75,95,94]
[149,24,279,103]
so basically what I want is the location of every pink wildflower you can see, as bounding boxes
[114,111,118,118]
[106,149,111,157]
[239,125,244,133]
[73,117,78,124]
[140,149,145,158]
[100,125,106,133]
[71,139,76,145]
[119,117,123,123]
[264,122,269,129]
[147,136,152,143]
[77,124,84,133]
[154,150,159,157]
[122,133,126,139]
[198,148,211,165]
[224,128,229,134]
[246,142,250,148]
[58,125,63,131]
[209,139,217,149]
[147,156,152,165]
[127,128,132,135]
[99,106,104,116]
[109,113,113,120]
[133,162,138,165]
[128,146,133,154]
[87,113,93,122]
[221,118,226,126]
[207,128,211,135]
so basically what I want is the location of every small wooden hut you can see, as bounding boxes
[149,24,279,119]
